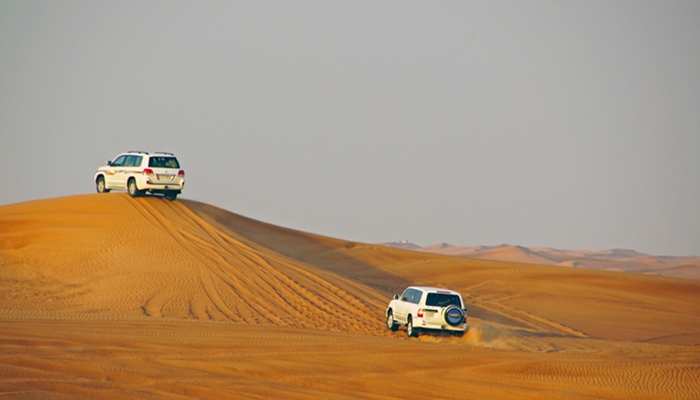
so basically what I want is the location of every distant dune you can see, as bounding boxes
[381,242,700,280]
[1,194,699,399]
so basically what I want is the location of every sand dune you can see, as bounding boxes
[0,194,386,334]
[383,241,700,280]
[1,194,699,399]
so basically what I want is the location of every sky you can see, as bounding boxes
[1,1,699,257]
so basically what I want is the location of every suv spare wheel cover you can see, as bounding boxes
[444,306,464,326]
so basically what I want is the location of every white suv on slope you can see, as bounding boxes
[94,151,185,200]
[386,286,467,338]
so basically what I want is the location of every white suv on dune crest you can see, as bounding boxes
[386,286,467,338]
[94,151,185,200]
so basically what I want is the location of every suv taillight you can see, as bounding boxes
[178,170,185,176]
[417,309,424,318]
[143,168,154,175]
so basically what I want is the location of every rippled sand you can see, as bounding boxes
[1,194,698,399]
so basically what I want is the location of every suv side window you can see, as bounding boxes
[410,290,423,304]
[401,289,412,302]
[125,156,143,167]
[111,155,127,167]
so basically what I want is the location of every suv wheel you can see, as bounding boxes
[407,317,419,338]
[164,193,178,201]
[127,179,141,198]
[96,176,110,193]
[386,311,398,331]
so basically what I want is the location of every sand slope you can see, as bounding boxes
[0,194,386,334]
[1,194,699,399]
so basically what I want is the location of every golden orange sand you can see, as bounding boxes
[1,194,699,399]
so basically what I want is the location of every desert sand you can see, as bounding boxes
[1,194,699,399]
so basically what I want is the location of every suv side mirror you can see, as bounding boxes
[393,294,399,300]
[107,160,112,166]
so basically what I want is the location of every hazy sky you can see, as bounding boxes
[2,1,699,256]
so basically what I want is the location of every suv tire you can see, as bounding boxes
[407,317,419,338]
[96,176,109,193]
[164,193,178,201]
[386,311,398,331]
[127,179,141,198]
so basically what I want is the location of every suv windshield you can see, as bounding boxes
[425,293,461,308]
[149,157,180,168]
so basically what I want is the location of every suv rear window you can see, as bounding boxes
[149,157,180,168]
[426,293,461,308]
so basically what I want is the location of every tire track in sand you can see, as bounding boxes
[123,195,385,334]
[123,196,272,324]
[165,200,372,329]
[167,199,386,333]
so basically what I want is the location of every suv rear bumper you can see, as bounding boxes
[144,188,182,195]
[141,183,184,191]
[418,319,467,331]
[136,176,184,191]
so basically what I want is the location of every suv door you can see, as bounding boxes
[424,292,463,325]
[123,155,143,181]
[107,155,128,189]
[394,288,413,324]
[147,156,182,186]
[408,289,423,319]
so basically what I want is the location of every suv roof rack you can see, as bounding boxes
[128,150,149,155]
[154,152,174,156]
